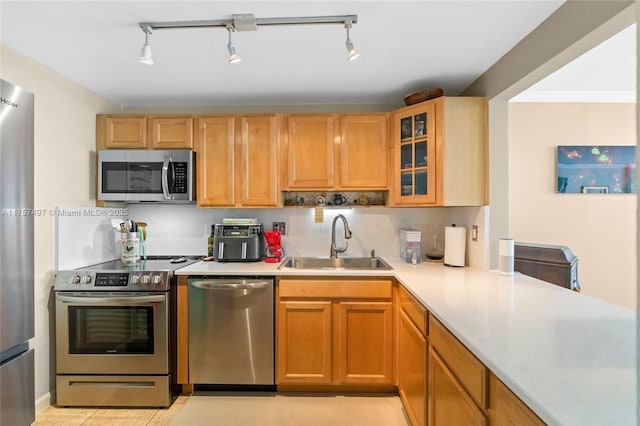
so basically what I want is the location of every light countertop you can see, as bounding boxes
[176,257,638,425]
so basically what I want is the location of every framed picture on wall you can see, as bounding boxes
[556,145,636,194]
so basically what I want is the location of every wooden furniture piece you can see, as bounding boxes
[396,285,428,426]
[429,315,488,426]
[283,113,388,191]
[277,278,394,390]
[488,373,545,426]
[97,115,193,149]
[391,97,487,206]
[514,242,580,291]
[196,115,279,207]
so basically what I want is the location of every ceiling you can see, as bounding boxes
[2,0,612,107]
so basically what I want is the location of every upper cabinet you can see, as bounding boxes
[283,113,388,191]
[98,116,147,149]
[391,97,487,206]
[285,114,335,189]
[338,114,388,189]
[149,116,193,149]
[97,115,193,149]
[196,115,279,207]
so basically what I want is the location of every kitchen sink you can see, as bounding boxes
[277,256,393,270]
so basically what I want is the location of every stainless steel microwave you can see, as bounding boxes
[98,150,195,203]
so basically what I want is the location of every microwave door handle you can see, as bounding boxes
[161,157,171,200]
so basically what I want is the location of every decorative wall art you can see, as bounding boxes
[556,145,636,194]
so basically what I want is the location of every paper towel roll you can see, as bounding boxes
[499,238,514,276]
[444,226,466,267]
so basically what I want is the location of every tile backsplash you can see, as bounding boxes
[55,204,488,269]
[123,204,488,267]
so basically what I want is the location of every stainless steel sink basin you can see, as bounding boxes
[277,256,393,270]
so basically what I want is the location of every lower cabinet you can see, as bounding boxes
[488,373,545,426]
[429,347,488,426]
[398,309,428,426]
[277,278,394,388]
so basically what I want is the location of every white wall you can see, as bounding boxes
[0,44,121,410]
[124,204,488,267]
[508,102,636,309]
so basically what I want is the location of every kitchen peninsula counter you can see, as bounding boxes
[176,258,638,425]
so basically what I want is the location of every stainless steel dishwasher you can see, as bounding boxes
[188,277,274,385]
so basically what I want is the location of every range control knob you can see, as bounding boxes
[130,275,140,284]
[71,275,81,284]
[80,275,92,284]
[152,275,162,285]
[141,275,151,284]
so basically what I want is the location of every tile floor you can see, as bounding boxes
[33,393,410,426]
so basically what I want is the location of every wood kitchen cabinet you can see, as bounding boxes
[97,115,193,149]
[148,116,193,149]
[98,116,147,149]
[391,97,487,206]
[277,278,394,389]
[338,114,388,189]
[428,314,488,426]
[282,113,388,190]
[284,114,335,189]
[196,114,279,207]
[488,373,545,426]
[396,285,428,426]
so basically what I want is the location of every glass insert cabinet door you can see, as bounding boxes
[396,103,436,204]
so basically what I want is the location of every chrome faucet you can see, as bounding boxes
[330,214,352,258]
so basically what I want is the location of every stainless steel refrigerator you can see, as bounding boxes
[0,79,35,425]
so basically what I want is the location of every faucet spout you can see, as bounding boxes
[330,214,352,258]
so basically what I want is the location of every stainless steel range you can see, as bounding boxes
[54,256,200,407]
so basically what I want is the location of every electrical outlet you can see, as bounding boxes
[273,222,286,235]
[472,225,478,242]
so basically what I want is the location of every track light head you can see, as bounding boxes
[344,21,359,61]
[137,25,154,65]
[227,26,242,63]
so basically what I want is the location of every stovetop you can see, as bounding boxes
[76,255,202,273]
[54,255,202,292]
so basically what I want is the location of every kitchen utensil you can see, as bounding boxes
[426,235,444,262]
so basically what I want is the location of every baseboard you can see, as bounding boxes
[35,392,52,414]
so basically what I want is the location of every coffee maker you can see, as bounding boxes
[263,231,283,263]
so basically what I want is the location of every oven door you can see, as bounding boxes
[55,292,168,375]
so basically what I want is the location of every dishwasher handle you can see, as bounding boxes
[189,280,271,291]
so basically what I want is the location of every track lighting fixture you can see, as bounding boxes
[137,14,359,64]
[344,20,359,61]
[137,25,153,65]
[226,26,242,63]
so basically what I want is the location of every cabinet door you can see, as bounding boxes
[429,347,487,426]
[103,116,147,148]
[196,116,235,206]
[237,115,279,206]
[334,301,393,385]
[286,115,335,188]
[488,373,544,426]
[277,300,333,384]
[398,309,428,426]
[394,103,436,205]
[339,114,388,189]
[149,116,193,149]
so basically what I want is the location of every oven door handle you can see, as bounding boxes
[190,280,270,290]
[56,294,166,304]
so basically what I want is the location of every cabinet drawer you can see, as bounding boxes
[397,285,427,336]
[279,279,392,299]
[429,315,488,409]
